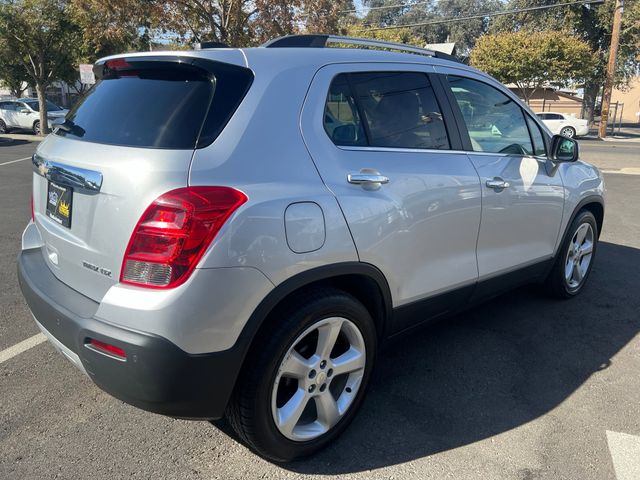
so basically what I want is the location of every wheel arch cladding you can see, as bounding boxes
[231,262,392,382]
[581,201,604,238]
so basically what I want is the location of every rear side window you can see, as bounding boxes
[323,74,367,146]
[323,71,450,150]
[57,60,252,150]
[447,75,533,155]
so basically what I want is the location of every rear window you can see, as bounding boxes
[57,59,252,150]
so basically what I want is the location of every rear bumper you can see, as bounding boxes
[576,125,590,136]
[17,248,244,419]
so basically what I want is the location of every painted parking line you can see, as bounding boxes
[0,156,31,167]
[0,333,46,365]
[607,430,640,480]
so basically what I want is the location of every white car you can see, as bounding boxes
[536,112,589,138]
[0,98,68,135]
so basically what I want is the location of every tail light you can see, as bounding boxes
[121,186,247,289]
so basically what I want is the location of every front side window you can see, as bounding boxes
[447,75,533,155]
[24,100,63,112]
[323,71,450,150]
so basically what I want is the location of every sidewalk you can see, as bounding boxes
[582,124,640,143]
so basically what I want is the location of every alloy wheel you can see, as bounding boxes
[560,127,575,138]
[564,222,594,289]
[271,316,366,441]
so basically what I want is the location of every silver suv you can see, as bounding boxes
[18,35,605,462]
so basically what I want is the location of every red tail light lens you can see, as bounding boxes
[121,186,247,288]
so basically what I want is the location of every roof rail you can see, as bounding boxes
[262,34,463,63]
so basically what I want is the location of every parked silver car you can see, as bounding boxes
[0,98,68,135]
[18,35,605,462]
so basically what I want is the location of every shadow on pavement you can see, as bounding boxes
[219,241,640,473]
[0,139,35,147]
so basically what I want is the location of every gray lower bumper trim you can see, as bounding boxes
[34,317,87,376]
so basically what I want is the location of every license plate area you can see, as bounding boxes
[46,181,73,228]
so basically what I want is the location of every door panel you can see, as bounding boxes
[15,103,33,129]
[436,68,565,278]
[3,102,19,127]
[301,64,482,308]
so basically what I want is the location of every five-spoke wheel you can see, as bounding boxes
[227,289,376,462]
[271,316,366,441]
[546,209,598,298]
[564,223,594,289]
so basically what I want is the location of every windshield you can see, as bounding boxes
[24,100,64,112]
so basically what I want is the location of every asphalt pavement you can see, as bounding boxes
[1,139,639,480]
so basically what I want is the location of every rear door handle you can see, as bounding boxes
[347,174,390,185]
[486,177,510,191]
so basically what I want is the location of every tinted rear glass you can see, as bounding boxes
[56,60,253,150]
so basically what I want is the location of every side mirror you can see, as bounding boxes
[550,134,579,162]
[19,108,30,114]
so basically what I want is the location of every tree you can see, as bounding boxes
[360,0,502,54]
[344,23,424,46]
[490,0,640,121]
[422,0,502,54]
[0,0,81,134]
[303,0,355,35]
[0,45,31,97]
[470,30,596,104]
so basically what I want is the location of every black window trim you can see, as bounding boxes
[324,69,463,152]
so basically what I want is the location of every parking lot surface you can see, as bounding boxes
[1,139,639,479]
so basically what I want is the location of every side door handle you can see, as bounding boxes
[347,174,390,185]
[486,177,510,191]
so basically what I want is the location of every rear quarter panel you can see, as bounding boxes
[189,59,359,285]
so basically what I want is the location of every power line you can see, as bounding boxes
[340,1,432,14]
[353,0,604,31]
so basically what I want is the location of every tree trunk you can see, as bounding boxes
[35,82,49,135]
[582,80,599,124]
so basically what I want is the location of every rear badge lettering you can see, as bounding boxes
[82,261,112,278]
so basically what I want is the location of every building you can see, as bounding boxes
[611,76,640,124]
[508,86,584,117]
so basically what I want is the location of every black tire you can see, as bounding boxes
[33,121,41,135]
[0,119,7,134]
[560,126,576,138]
[546,210,598,298]
[226,288,377,462]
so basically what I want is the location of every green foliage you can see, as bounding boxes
[361,0,502,53]
[0,44,31,97]
[490,0,640,90]
[343,24,424,47]
[470,30,596,103]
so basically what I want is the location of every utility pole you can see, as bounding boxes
[598,0,624,138]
